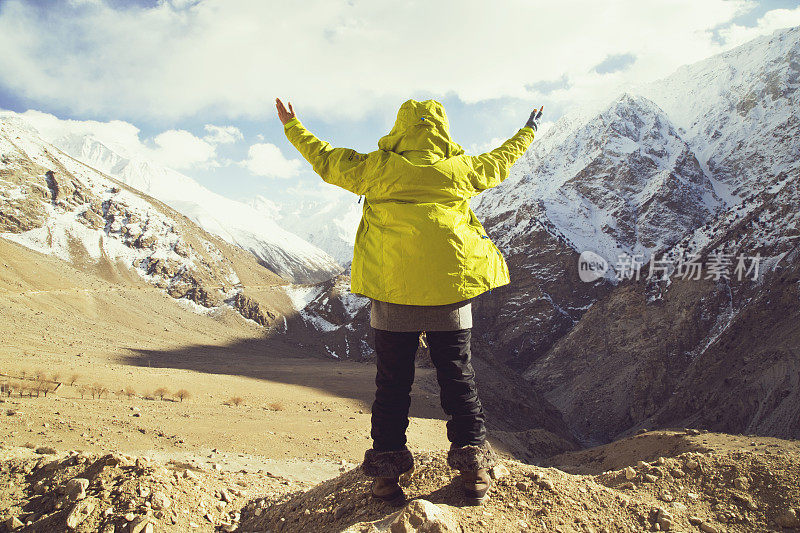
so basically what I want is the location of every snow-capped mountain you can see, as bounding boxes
[458,91,726,370]
[0,117,293,326]
[527,164,800,444]
[253,194,362,266]
[474,92,723,270]
[641,25,800,202]
[521,26,800,443]
[48,132,343,284]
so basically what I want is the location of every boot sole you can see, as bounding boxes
[463,487,490,506]
[464,493,489,506]
[372,487,406,507]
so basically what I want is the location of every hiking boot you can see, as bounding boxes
[446,441,499,505]
[361,448,414,506]
[461,468,491,505]
[371,476,406,506]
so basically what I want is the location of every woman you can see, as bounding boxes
[276,98,542,505]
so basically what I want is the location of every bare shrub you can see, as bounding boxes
[142,391,155,401]
[124,386,137,398]
[267,402,284,411]
[90,383,108,399]
[78,386,88,399]
[34,369,47,381]
[175,389,191,402]
[68,374,81,386]
[154,387,170,401]
[228,396,244,407]
[51,373,61,383]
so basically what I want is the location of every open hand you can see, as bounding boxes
[276,98,296,125]
[525,106,544,131]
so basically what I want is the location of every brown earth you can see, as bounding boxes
[3,430,799,532]
[247,431,800,532]
[0,237,453,466]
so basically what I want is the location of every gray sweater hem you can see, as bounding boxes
[369,298,473,332]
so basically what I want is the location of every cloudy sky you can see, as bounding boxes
[1,0,798,205]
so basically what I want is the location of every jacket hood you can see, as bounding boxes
[378,99,465,164]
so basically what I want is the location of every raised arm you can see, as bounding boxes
[276,98,370,195]
[468,106,543,193]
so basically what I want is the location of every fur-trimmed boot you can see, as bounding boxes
[447,441,499,505]
[361,448,414,506]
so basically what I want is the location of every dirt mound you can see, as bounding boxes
[0,447,305,532]
[544,428,800,476]
[239,434,800,533]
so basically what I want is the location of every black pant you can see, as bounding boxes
[370,328,487,451]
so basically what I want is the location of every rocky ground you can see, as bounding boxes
[2,430,799,532]
[0,445,304,532]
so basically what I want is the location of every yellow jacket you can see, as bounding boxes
[283,99,535,305]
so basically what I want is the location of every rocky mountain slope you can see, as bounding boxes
[527,168,799,445]
[0,117,296,326]
[38,128,342,283]
[255,194,363,267]
[474,93,723,268]
[523,26,800,444]
[467,90,726,371]
[641,25,800,202]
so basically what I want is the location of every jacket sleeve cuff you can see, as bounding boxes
[283,117,300,130]
[521,126,535,135]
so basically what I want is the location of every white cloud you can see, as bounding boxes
[203,124,243,145]
[468,137,505,155]
[717,6,800,47]
[3,109,218,169]
[152,129,216,168]
[467,121,553,153]
[240,143,301,178]
[0,0,783,122]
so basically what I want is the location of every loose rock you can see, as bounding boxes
[66,497,97,529]
[151,491,171,510]
[35,446,57,455]
[776,508,800,528]
[699,522,719,533]
[387,499,459,533]
[489,463,510,479]
[65,478,90,501]
[129,516,154,533]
